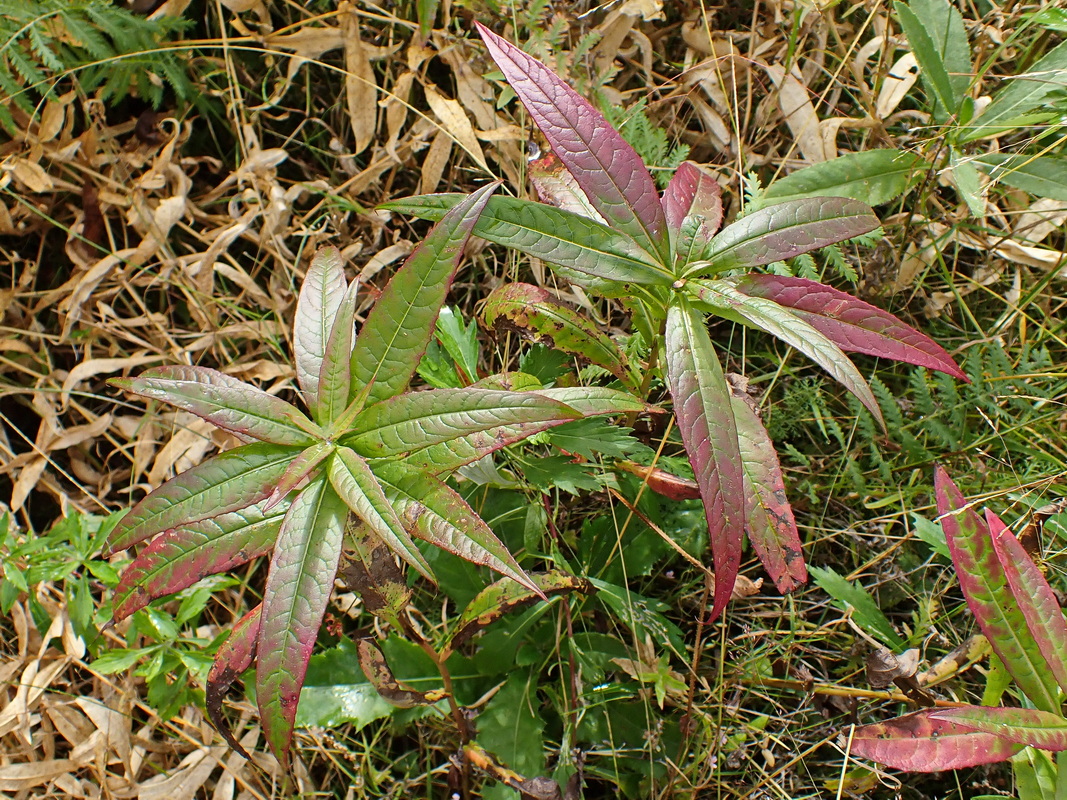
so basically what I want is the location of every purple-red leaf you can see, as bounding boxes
[294,246,348,417]
[688,197,879,275]
[986,507,1067,695]
[728,388,806,594]
[113,503,286,621]
[351,182,499,407]
[733,274,967,381]
[110,365,318,446]
[206,604,262,759]
[616,461,701,501]
[935,466,1062,712]
[661,162,723,264]
[664,298,745,621]
[476,23,668,262]
[256,476,347,765]
[849,709,1024,772]
[264,441,334,510]
[931,707,1067,751]
[373,460,538,594]
[107,442,300,554]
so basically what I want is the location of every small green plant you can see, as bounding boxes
[105,184,645,765]
[849,466,1067,790]
[385,23,967,622]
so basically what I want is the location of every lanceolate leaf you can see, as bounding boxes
[356,638,445,708]
[475,22,669,262]
[728,390,806,594]
[373,460,536,593]
[482,283,634,387]
[293,246,348,414]
[665,298,744,621]
[317,278,360,424]
[732,274,967,380]
[107,443,301,553]
[849,709,1024,771]
[265,441,334,509]
[111,366,318,446]
[692,280,885,427]
[328,447,432,580]
[986,508,1067,695]
[257,476,347,764]
[935,466,1061,713]
[379,194,671,286]
[447,571,595,651]
[340,523,411,624]
[113,503,287,620]
[931,707,1067,751]
[965,40,1067,140]
[894,1,959,119]
[688,198,879,276]
[762,150,928,206]
[206,604,262,760]
[661,161,723,265]
[402,386,650,474]
[346,388,580,458]
[351,182,499,407]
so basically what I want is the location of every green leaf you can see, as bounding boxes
[433,306,480,384]
[894,1,960,119]
[808,565,904,650]
[521,455,601,495]
[546,417,642,461]
[482,283,635,388]
[92,646,156,674]
[257,476,347,765]
[950,150,985,215]
[296,640,395,730]
[691,280,885,428]
[975,154,1067,202]
[294,246,348,418]
[372,460,535,592]
[762,150,928,206]
[351,183,499,407]
[689,197,879,275]
[664,298,744,622]
[908,0,971,103]
[110,366,318,446]
[107,443,301,553]
[328,448,432,580]
[965,40,1067,140]
[317,278,360,424]
[476,670,546,781]
[346,388,580,458]
[380,194,672,287]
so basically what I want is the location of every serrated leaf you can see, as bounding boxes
[664,298,744,622]
[662,161,723,265]
[379,194,671,286]
[931,707,1067,751]
[402,386,650,474]
[732,274,967,380]
[809,565,904,650]
[692,280,885,427]
[975,155,1067,202]
[964,40,1067,140]
[356,639,445,708]
[546,417,641,460]
[476,22,668,262]
[108,443,301,553]
[317,278,360,423]
[351,183,498,407]
[689,198,879,275]
[294,246,348,416]
[728,391,806,594]
[935,466,1061,712]
[372,460,535,592]
[346,388,580,458]
[113,503,286,621]
[257,477,347,765]
[447,571,594,651]
[206,604,261,760]
[850,709,1024,771]
[482,283,634,387]
[328,448,432,580]
[986,508,1067,696]
[951,150,985,216]
[110,366,317,446]
[894,1,959,119]
[763,150,928,206]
